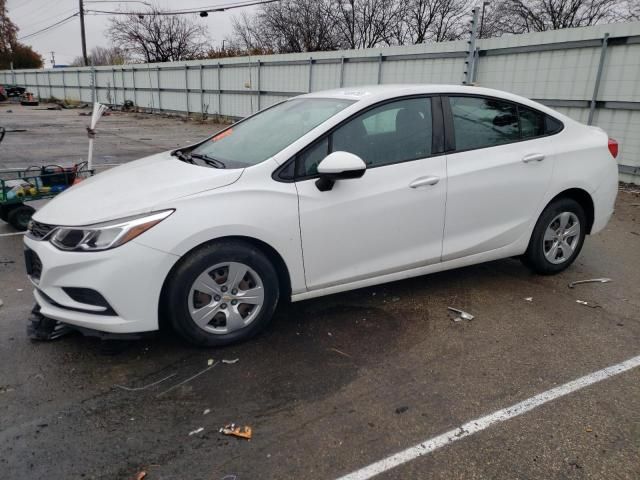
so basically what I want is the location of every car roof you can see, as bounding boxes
[299,84,567,120]
[301,84,517,101]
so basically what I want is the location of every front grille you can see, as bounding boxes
[28,220,56,240]
[24,248,43,281]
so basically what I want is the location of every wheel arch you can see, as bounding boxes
[546,188,595,234]
[158,235,292,331]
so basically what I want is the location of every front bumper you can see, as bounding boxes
[24,236,179,333]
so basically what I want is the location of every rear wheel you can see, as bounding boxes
[522,198,586,275]
[7,204,35,231]
[165,240,279,347]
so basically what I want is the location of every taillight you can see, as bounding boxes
[608,138,618,159]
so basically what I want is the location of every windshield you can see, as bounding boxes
[191,98,355,168]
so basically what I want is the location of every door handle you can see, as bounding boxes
[522,153,545,163]
[409,176,440,188]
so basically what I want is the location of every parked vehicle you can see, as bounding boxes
[0,84,26,101]
[23,85,619,346]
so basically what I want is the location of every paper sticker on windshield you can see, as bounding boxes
[212,129,233,142]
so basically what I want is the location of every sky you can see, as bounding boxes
[7,0,257,66]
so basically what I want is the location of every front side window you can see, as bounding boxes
[192,98,354,168]
[449,96,519,150]
[298,97,433,177]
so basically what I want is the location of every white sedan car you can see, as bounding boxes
[24,85,619,346]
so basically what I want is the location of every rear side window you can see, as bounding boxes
[545,115,563,135]
[449,96,519,150]
[519,106,545,138]
[449,96,564,151]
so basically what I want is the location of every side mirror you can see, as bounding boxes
[315,151,366,192]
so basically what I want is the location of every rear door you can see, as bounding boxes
[295,96,448,290]
[442,95,556,260]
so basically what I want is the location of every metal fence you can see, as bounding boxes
[2,21,640,183]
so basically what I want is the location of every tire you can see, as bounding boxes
[165,240,280,347]
[7,204,35,231]
[522,197,586,275]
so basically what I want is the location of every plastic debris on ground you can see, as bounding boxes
[568,278,612,288]
[222,358,239,364]
[207,358,214,366]
[134,472,147,480]
[203,409,210,415]
[188,427,204,436]
[156,361,219,398]
[330,347,351,358]
[219,423,252,440]
[114,373,176,392]
[576,299,602,308]
[447,307,474,322]
[524,297,533,302]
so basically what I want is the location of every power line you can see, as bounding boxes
[6,0,46,13]
[85,0,279,16]
[17,13,79,41]
[9,0,73,26]
[15,7,79,32]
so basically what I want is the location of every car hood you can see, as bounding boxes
[33,151,243,226]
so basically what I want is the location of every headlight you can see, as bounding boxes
[49,210,173,252]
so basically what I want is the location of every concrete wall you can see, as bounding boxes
[2,21,639,183]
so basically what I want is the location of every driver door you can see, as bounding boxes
[295,96,447,290]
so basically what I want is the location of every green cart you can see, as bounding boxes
[0,162,92,231]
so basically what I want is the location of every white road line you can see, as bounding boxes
[337,354,640,480]
[0,232,25,237]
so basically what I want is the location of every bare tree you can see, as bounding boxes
[71,46,130,66]
[229,0,639,54]
[333,0,405,48]
[402,0,468,44]
[626,0,640,20]
[486,0,626,35]
[232,0,339,53]
[107,9,209,62]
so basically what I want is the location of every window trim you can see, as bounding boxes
[273,94,445,183]
[442,93,565,155]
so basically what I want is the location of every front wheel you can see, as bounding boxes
[522,198,586,275]
[165,240,280,347]
[7,204,35,231]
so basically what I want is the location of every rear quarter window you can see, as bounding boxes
[544,115,564,135]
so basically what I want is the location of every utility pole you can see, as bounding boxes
[79,0,88,66]
[50,51,56,67]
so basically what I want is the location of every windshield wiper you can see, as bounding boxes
[172,150,194,163]
[190,153,226,169]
